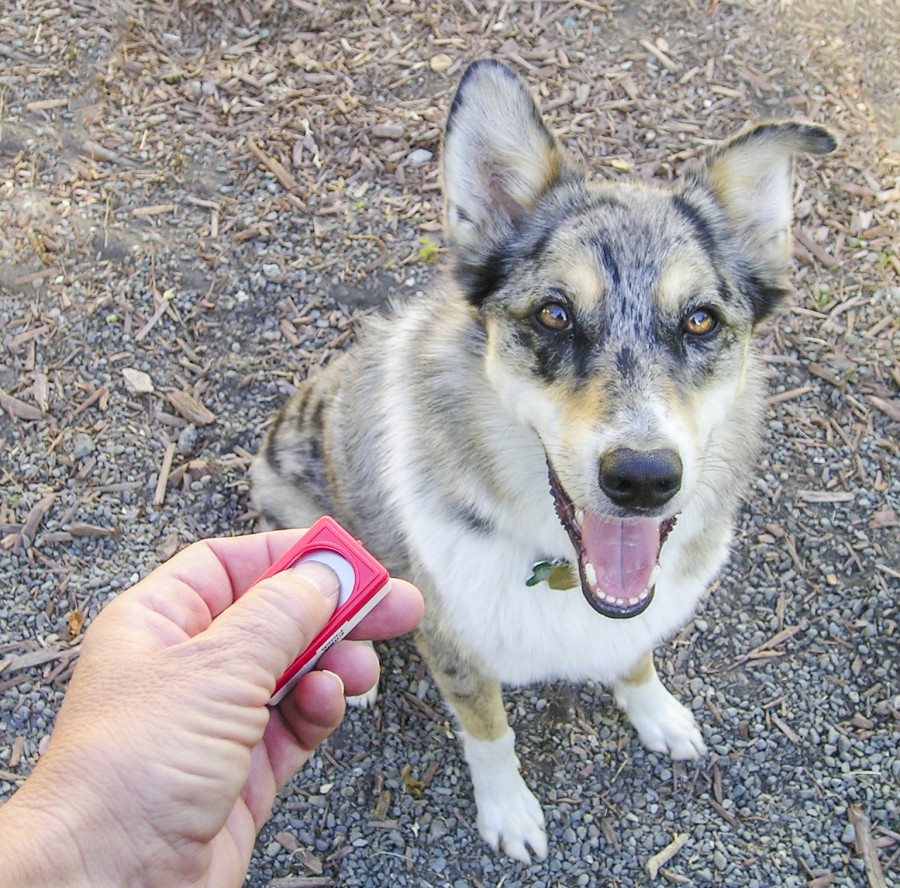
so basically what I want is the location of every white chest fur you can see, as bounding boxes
[405,495,729,687]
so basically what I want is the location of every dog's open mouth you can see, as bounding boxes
[548,464,676,618]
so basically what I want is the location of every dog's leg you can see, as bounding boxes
[417,633,547,863]
[613,651,707,760]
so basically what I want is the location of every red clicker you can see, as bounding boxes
[254,516,391,705]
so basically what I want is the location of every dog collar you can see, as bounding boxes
[526,558,577,591]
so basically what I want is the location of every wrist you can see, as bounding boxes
[0,780,93,888]
[1,746,214,888]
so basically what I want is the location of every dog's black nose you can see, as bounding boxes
[599,448,682,511]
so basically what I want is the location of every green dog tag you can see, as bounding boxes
[527,559,576,590]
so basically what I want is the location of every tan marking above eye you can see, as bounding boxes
[657,254,717,315]
[683,308,717,336]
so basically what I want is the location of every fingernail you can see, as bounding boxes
[288,560,340,599]
[320,669,345,696]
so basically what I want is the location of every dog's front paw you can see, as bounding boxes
[344,640,378,709]
[461,728,548,863]
[614,672,707,760]
[630,694,707,760]
[346,684,378,709]
[475,772,547,863]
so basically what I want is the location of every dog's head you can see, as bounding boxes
[443,60,836,618]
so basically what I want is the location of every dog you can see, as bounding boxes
[251,60,835,862]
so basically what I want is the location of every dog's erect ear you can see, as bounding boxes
[693,122,837,321]
[443,61,575,292]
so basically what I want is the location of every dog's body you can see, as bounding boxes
[252,61,834,861]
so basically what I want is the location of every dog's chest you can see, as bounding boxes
[416,522,687,686]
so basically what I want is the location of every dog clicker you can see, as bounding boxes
[253,516,391,705]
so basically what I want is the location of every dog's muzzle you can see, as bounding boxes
[547,460,677,618]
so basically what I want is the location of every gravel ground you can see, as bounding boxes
[1,2,897,886]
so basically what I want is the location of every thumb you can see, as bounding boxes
[198,560,341,691]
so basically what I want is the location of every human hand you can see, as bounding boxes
[0,530,423,888]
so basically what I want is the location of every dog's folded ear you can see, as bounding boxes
[691,122,837,322]
[442,61,577,281]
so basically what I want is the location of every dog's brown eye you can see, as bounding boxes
[537,302,571,331]
[683,308,717,337]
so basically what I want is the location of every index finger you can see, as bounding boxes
[129,530,423,644]
[346,578,424,641]
[165,529,314,618]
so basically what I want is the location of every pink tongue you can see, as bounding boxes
[581,514,660,602]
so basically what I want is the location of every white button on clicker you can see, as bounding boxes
[298,551,356,605]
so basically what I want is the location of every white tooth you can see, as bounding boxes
[628,596,640,605]
[648,565,660,589]
[639,588,650,601]
[584,561,597,589]
[575,509,585,527]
